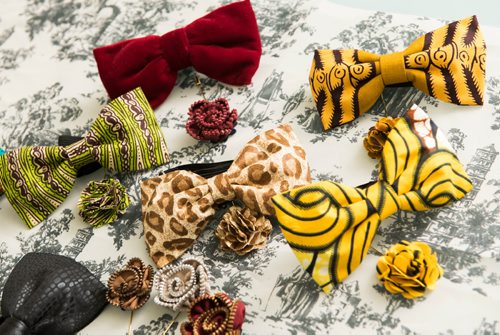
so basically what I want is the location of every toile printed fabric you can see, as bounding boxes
[310,16,486,130]
[272,105,473,293]
[1,0,500,334]
[141,124,311,268]
[0,87,170,228]
[0,253,107,335]
[94,0,262,109]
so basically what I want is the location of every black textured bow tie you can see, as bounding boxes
[0,253,107,335]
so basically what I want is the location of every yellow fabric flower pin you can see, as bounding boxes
[376,241,444,299]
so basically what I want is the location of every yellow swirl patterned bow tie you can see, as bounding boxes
[310,16,486,130]
[272,105,473,293]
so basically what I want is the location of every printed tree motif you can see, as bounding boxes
[0,83,83,148]
[312,169,343,183]
[434,246,480,283]
[0,243,22,299]
[447,128,467,152]
[373,284,415,319]
[347,302,400,332]
[16,208,73,254]
[454,202,500,255]
[334,12,424,54]
[134,313,179,335]
[0,27,32,87]
[251,0,315,53]
[377,211,437,247]
[105,171,147,250]
[486,77,500,131]
[24,0,195,61]
[81,254,127,280]
[295,107,363,144]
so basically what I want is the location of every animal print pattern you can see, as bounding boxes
[310,16,486,130]
[272,106,473,293]
[0,87,170,228]
[141,124,311,268]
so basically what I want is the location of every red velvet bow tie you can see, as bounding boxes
[93,0,262,109]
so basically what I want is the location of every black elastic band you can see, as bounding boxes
[159,160,233,179]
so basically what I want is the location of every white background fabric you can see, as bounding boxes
[0,0,499,334]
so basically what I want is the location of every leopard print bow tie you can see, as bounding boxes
[140,124,311,268]
[310,15,486,130]
[272,105,473,294]
[0,87,170,228]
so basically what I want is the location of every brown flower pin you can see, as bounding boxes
[107,258,154,334]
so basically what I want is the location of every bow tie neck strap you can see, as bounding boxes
[94,0,262,109]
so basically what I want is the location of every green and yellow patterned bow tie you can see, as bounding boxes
[310,16,486,130]
[272,105,472,293]
[0,87,170,228]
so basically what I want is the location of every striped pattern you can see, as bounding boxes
[0,87,169,228]
[310,16,486,130]
[272,105,473,293]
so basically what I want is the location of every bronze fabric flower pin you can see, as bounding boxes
[215,205,272,255]
[106,258,154,310]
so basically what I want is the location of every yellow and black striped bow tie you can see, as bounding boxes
[310,16,486,130]
[272,105,473,293]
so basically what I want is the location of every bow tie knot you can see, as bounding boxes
[160,28,191,72]
[379,51,407,85]
[364,181,400,220]
[65,138,97,170]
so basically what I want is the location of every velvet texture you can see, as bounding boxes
[94,0,262,109]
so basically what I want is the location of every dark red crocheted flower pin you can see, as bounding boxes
[186,98,238,142]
